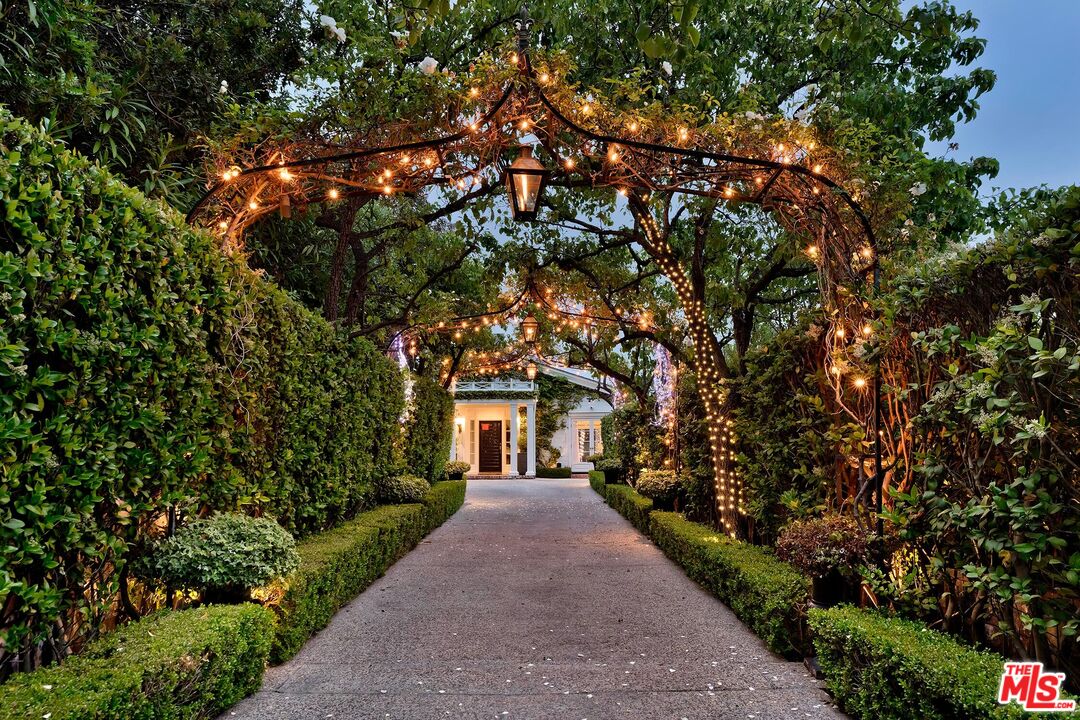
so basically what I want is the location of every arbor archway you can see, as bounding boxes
[188,9,883,537]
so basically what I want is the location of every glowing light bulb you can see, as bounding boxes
[327,188,340,200]
[582,103,591,115]
[565,158,575,169]
[539,72,549,83]
[469,87,479,98]
[854,377,867,389]
[813,164,823,173]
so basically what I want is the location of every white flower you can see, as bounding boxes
[333,26,346,43]
[418,56,439,74]
[319,14,337,28]
[218,80,228,94]
[661,61,673,76]
[909,182,927,196]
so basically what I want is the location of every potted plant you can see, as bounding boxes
[594,456,624,485]
[445,461,471,480]
[776,514,874,608]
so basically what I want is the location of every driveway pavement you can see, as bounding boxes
[220,476,845,720]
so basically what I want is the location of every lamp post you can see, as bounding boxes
[506,145,548,221]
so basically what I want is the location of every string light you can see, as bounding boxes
[327,188,340,200]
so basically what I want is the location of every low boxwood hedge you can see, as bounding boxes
[0,604,272,720]
[809,605,1040,719]
[602,484,654,534]
[536,466,573,478]
[588,470,607,496]
[649,512,810,658]
[271,480,465,663]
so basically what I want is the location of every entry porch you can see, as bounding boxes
[451,380,537,477]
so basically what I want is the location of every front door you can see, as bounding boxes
[478,421,503,473]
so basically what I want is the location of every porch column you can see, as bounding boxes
[508,402,520,477]
[450,419,457,461]
[525,400,537,477]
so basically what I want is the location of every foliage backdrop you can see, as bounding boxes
[0,111,403,670]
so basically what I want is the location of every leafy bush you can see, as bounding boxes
[775,514,874,578]
[445,461,471,477]
[809,605,1040,719]
[272,480,465,662]
[650,512,810,658]
[603,485,654,534]
[375,474,431,504]
[0,110,404,667]
[0,604,273,720]
[636,469,682,509]
[140,514,299,602]
[404,376,454,482]
[536,466,572,478]
[593,456,623,472]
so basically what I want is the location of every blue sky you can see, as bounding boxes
[932,1,1080,192]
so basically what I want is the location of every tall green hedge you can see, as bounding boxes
[404,376,454,482]
[0,111,403,665]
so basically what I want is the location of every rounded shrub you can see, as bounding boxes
[141,514,299,602]
[445,461,471,479]
[375,474,431,504]
[775,514,874,578]
[635,469,682,508]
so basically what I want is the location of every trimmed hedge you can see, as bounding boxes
[270,480,466,663]
[404,376,454,483]
[0,604,273,720]
[649,512,810,657]
[588,470,607,496]
[809,606,1038,719]
[536,466,573,478]
[0,110,404,660]
[603,484,654,534]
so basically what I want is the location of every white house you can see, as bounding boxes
[450,365,614,476]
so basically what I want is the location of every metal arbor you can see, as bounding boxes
[187,8,884,538]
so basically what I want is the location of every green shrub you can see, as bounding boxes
[140,514,299,602]
[0,604,273,720]
[445,460,471,478]
[588,470,607,496]
[604,484,654,534]
[809,605,1040,719]
[536,466,572,478]
[404,376,454,482]
[649,512,810,657]
[775,514,874,578]
[271,480,465,663]
[0,111,404,663]
[636,469,682,508]
[375,474,431,504]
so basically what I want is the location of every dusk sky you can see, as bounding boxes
[931,1,1080,193]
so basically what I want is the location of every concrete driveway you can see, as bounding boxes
[221,476,845,720]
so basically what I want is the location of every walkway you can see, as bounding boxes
[222,477,845,719]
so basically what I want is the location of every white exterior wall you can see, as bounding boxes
[550,397,613,473]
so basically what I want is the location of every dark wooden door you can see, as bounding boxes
[478,421,503,473]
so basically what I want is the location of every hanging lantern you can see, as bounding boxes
[506,145,548,221]
[526,361,538,380]
[521,313,539,344]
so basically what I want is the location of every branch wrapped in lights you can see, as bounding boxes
[187,13,884,538]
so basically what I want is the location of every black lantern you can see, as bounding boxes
[521,313,539,344]
[526,361,538,380]
[506,145,548,221]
